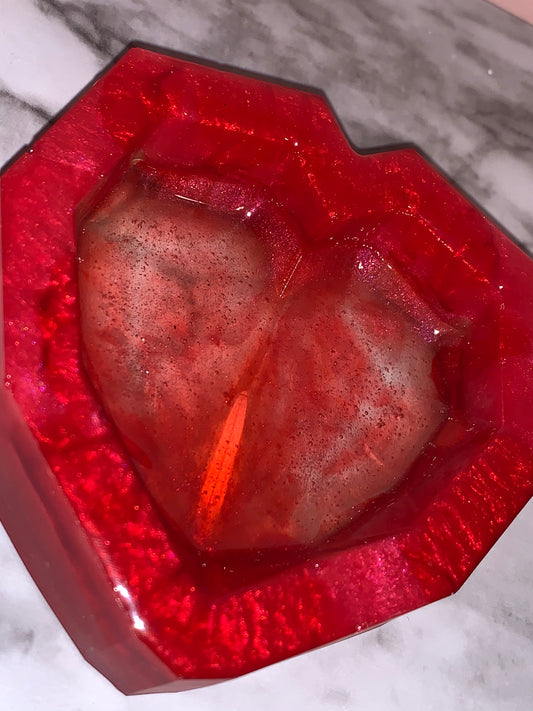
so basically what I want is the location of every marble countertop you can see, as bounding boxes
[1,1,532,709]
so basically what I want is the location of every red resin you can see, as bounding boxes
[1,48,533,694]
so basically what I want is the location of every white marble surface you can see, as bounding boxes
[1,1,532,709]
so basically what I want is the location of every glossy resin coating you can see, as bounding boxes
[1,48,533,694]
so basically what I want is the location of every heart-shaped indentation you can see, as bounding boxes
[78,170,446,552]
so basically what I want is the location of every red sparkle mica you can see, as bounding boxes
[1,48,533,694]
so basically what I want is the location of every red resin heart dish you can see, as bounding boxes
[1,48,533,694]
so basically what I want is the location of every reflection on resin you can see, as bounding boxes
[78,169,446,552]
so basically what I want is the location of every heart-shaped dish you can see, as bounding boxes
[1,47,532,694]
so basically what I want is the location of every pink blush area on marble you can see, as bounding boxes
[485,0,533,24]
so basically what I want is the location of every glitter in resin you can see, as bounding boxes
[1,48,533,694]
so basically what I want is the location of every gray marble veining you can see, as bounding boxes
[1,1,532,709]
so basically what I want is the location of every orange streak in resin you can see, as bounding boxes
[197,392,248,540]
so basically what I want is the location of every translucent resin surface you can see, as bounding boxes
[79,167,446,551]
